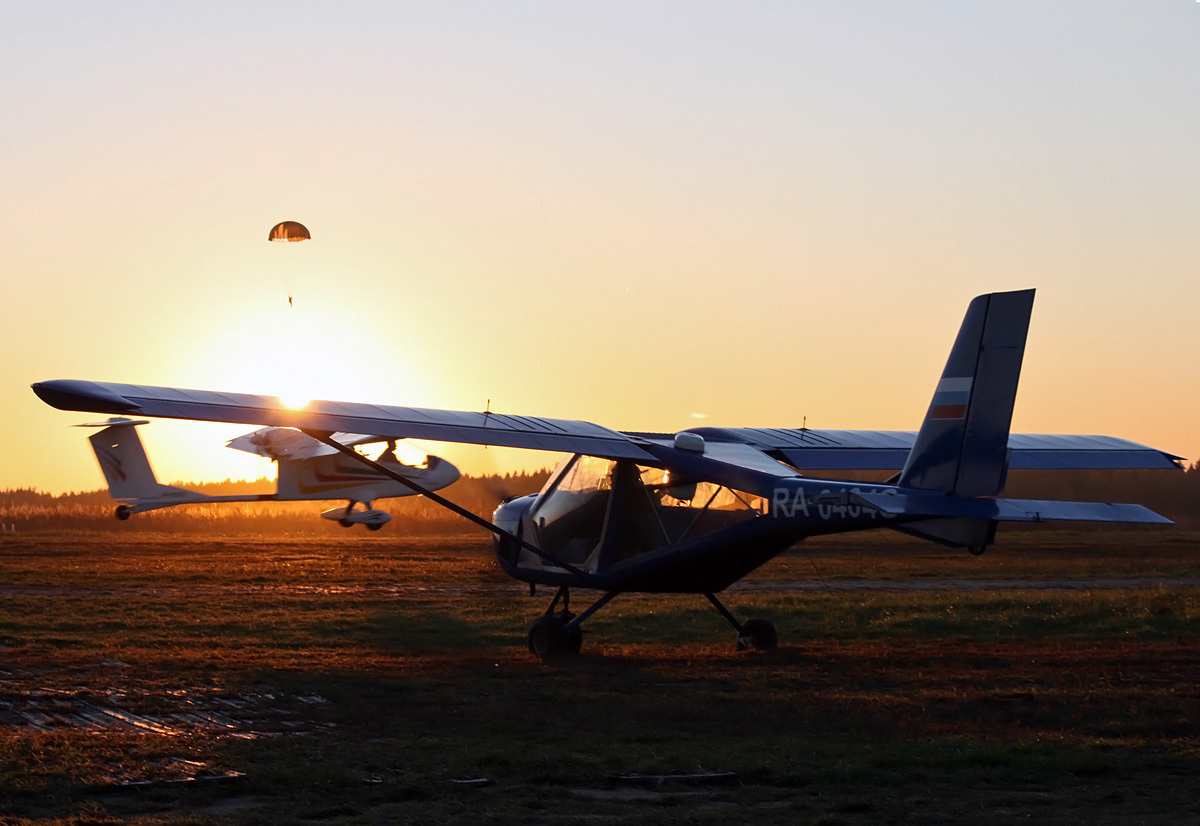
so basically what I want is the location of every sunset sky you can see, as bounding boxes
[4,2,1198,495]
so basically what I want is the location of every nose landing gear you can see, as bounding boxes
[527,613,583,658]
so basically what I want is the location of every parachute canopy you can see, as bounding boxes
[267,221,311,242]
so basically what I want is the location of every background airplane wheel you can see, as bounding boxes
[114,505,132,521]
[338,519,353,528]
[366,523,383,531]
[736,618,778,651]
[528,615,569,658]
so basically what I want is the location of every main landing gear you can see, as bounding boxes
[705,592,777,651]
[526,587,777,658]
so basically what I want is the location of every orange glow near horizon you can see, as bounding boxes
[3,5,1199,495]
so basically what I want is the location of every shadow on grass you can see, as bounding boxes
[357,606,506,654]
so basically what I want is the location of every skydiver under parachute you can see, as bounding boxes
[268,221,310,307]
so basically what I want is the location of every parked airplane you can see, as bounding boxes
[34,290,1181,656]
[80,417,460,530]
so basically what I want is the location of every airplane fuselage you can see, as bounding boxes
[278,452,460,503]
[493,457,906,594]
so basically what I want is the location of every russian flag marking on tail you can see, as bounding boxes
[929,377,972,419]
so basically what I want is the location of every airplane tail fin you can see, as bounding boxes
[897,289,1035,497]
[84,419,198,505]
[885,289,1171,552]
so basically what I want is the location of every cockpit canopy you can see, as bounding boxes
[518,454,765,575]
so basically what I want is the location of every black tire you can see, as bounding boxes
[528,615,570,659]
[366,523,383,532]
[338,519,353,528]
[115,505,132,521]
[567,624,583,654]
[737,618,778,651]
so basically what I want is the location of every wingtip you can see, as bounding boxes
[31,380,142,415]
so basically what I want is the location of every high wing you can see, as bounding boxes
[32,380,1182,493]
[681,427,1184,472]
[32,380,658,460]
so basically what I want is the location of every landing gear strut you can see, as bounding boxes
[526,587,776,658]
[705,592,777,651]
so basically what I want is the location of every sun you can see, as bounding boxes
[279,393,311,410]
[178,301,429,421]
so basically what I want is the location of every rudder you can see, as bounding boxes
[898,289,1034,496]
[87,421,170,501]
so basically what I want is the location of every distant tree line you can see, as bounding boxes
[1,463,1197,534]
[0,469,553,536]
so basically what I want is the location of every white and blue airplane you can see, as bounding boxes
[78,418,460,530]
[34,289,1182,656]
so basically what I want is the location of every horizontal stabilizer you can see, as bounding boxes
[73,416,150,428]
[852,491,1172,525]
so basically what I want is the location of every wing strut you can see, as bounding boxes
[301,430,598,584]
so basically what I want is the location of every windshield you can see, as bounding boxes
[527,455,615,568]
[525,456,765,573]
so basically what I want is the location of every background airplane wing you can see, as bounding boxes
[32,379,659,461]
[681,428,1184,471]
[225,427,381,460]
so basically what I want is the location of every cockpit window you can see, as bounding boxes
[606,466,764,563]
[527,455,615,569]
[524,456,765,574]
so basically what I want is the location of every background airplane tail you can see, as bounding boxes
[897,289,1034,497]
[86,420,196,504]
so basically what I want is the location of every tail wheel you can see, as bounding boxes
[115,505,132,521]
[736,618,778,651]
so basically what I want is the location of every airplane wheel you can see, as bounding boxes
[567,624,583,654]
[528,615,572,659]
[115,505,132,521]
[736,618,777,651]
[366,523,383,532]
[338,519,353,528]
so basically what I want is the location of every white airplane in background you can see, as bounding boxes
[80,417,461,530]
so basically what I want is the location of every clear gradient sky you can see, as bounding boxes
[3,2,1198,494]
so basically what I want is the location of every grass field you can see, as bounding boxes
[1,527,1198,824]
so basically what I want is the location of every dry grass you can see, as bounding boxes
[0,530,1198,824]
